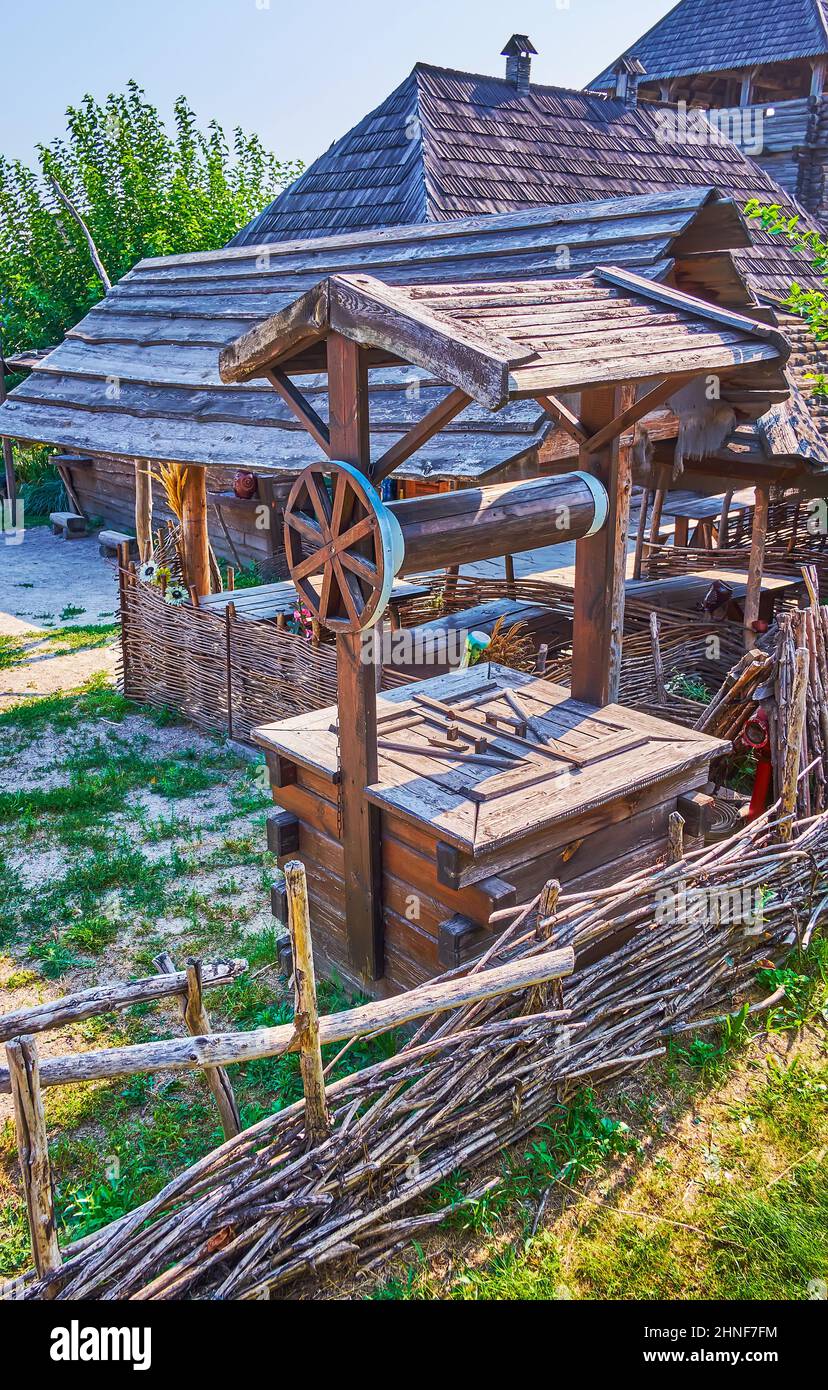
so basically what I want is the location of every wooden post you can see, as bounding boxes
[668,811,685,863]
[650,611,667,704]
[6,1036,61,1289]
[225,601,236,739]
[284,861,331,1144]
[571,386,634,706]
[743,484,770,649]
[180,464,211,598]
[780,646,810,842]
[0,341,17,510]
[327,333,384,980]
[504,552,516,597]
[153,953,241,1139]
[717,489,734,549]
[632,488,651,580]
[134,459,153,564]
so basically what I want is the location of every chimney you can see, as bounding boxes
[501,34,537,94]
[612,56,646,107]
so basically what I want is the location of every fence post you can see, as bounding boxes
[6,1035,61,1291]
[153,953,241,1139]
[284,860,331,1145]
[527,878,561,1014]
[668,811,685,863]
[780,645,810,842]
[225,601,236,739]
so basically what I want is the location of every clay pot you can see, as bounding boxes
[233,471,258,500]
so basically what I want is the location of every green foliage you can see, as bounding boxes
[0,81,302,356]
[744,198,828,395]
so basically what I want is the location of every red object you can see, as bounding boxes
[233,471,258,500]
[738,708,773,820]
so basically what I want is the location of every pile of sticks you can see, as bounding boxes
[694,646,774,743]
[775,601,828,817]
[13,795,825,1302]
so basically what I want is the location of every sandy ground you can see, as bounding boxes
[0,525,120,704]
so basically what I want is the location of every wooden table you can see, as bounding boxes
[625,568,802,623]
[199,578,430,625]
[659,489,755,548]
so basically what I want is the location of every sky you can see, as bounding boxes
[0,0,673,168]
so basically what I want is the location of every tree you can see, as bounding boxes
[0,81,302,356]
[745,198,828,396]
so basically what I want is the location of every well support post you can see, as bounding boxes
[571,385,634,706]
[180,463,211,598]
[327,332,384,980]
[743,483,770,649]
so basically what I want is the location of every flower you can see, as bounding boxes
[164,582,189,607]
[139,560,158,583]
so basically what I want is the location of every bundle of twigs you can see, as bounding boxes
[774,598,828,817]
[694,646,774,744]
[19,798,825,1303]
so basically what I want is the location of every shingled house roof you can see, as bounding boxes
[3,188,808,483]
[227,63,818,305]
[592,0,828,87]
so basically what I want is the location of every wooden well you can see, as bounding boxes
[258,664,728,996]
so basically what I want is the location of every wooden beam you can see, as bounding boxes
[180,464,211,597]
[134,459,153,564]
[582,375,692,455]
[743,483,770,648]
[0,946,577,1092]
[327,333,384,981]
[372,386,471,484]
[264,367,331,457]
[153,954,241,1141]
[571,386,634,706]
[534,393,589,445]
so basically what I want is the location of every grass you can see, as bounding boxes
[0,675,400,1274]
[0,675,825,1299]
[371,944,828,1302]
[0,623,119,671]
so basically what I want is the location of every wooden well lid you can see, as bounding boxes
[255,664,729,857]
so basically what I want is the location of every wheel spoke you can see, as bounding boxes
[306,471,333,540]
[334,513,375,553]
[291,544,329,582]
[332,555,361,626]
[285,511,323,545]
[339,549,379,587]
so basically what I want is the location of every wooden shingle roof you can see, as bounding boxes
[228,63,819,305]
[6,188,787,482]
[592,0,828,87]
[220,266,789,410]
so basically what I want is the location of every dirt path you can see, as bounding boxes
[0,525,120,705]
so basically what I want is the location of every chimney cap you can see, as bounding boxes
[501,34,537,57]
[613,54,646,76]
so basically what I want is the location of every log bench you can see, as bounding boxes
[99,529,138,559]
[625,568,803,625]
[49,511,87,539]
[395,597,571,678]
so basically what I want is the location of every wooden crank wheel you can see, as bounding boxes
[283,461,404,634]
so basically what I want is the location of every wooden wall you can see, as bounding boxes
[66,454,294,576]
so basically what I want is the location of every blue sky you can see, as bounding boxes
[1,0,671,167]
